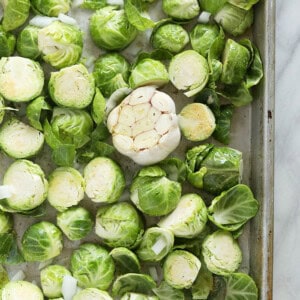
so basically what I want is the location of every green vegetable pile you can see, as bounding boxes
[0,0,263,299]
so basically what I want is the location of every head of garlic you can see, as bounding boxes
[107,86,181,165]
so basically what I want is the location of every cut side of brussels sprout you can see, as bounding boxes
[202,230,242,275]
[49,64,95,109]
[47,167,85,211]
[163,250,201,289]
[1,281,44,300]
[0,57,44,102]
[107,86,181,165]
[31,0,71,17]
[73,288,113,300]
[179,103,216,142]
[84,157,125,203]
[169,50,209,97]
[0,118,44,159]
[3,160,48,211]
[162,0,200,21]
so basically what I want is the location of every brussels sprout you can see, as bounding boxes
[221,39,251,85]
[178,103,216,142]
[0,57,44,102]
[214,3,254,36]
[49,64,95,109]
[0,26,15,57]
[0,0,30,31]
[136,227,174,262]
[129,58,169,89]
[208,184,259,231]
[38,21,83,69]
[107,86,181,165]
[224,272,258,299]
[121,293,159,300]
[163,250,201,289]
[162,0,200,21]
[202,230,242,275]
[47,167,85,211]
[228,0,259,10]
[190,24,225,59]
[95,202,144,249]
[199,0,227,14]
[57,206,94,240]
[153,281,184,300]
[31,0,71,17]
[90,6,138,50]
[0,211,13,234]
[40,265,71,298]
[0,118,44,159]
[111,247,141,274]
[130,166,181,216]
[73,288,113,300]
[84,157,125,204]
[46,107,94,149]
[91,88,106,125]
[21,221,63,262]
[93,53,130,98]
[16,25,41,59]
[1,281,43,300]
[168,50,209,97]
[2,160,48,211]
[185,144,243,195]
[158,193,207,238]
[151,23,189,54]
[112,273,156,297]
[71,243,115,290]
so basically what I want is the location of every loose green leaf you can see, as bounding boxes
[0,265,9,292]
[199,0,227,14]
[245,45,263,89]
[52,144,76,167]
[153,281,184,300]
[5,237,25,265]
[220,82,253,107]
[227,0,260,10]
[81,0,107,10]
[0,233,13,263]
[158,157,187,183]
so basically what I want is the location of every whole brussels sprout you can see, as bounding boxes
[71,243,115,290]
[73,288,113,300]
[31,0,71,17]
[16,25,41,59]
[162,0,200,21]
[0,26,16,58]
[21,221,63,262]
[95,202,144,249]
[0,211,13,234]
[93,53,130,98]
[1,281,43,300]
[90,6,138,50]
[151,23,189,54]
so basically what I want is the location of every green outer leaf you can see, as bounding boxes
[208,184,259,231]
[0,233,14,263]
[125,0,155,31]
[0,265,9,291]
[224,273,258,300]
[31,0,71,16]
[199,0,227,14]
[5,237,25,265]
[220,82,253,107]
[44,119,63,149]
[245,44,263,89]
[158,157,187,183]
[227,0,260,10]
[112,273,156,297]
[52,144,76,167]
[81,0,107,10]
[0,27,16,57]
[91,88,106,125]
[153,281,184,300]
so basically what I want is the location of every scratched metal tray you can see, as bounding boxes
[0,0,275,299]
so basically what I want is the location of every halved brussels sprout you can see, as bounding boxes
[73,288,113,300]
[163,250,201,289]
[40,265,71,298]
[151,23,189,54]
[71,243,115,290]
[16,25,41,59]
[129,58,169,89]
[38,21,83,69]
[84,157,125,204]
[178,103,216,142]
[31,0,71,17]
[90,6,138,50]
[130,166,181,216]
[214,3,254,36]
[202,230,242,275]
[0,26,15,57]
[0,211,13,234]
[0,118,44,159]
[95,202,144,249]
[21,221,63,262]
[169,50,209,97]
[93,53,130,98]
[0,0,30,31]
[136,227,174,262]
[47,167,85,211]
[221,39,251,85]
[158,193,207,238]
[0,57,44,102]
[1,281,43,300]
[49,64,95,109]
[3,160,48,211]
[57,206,94,240]
[162,0,200,21]
[121,293,158,300]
